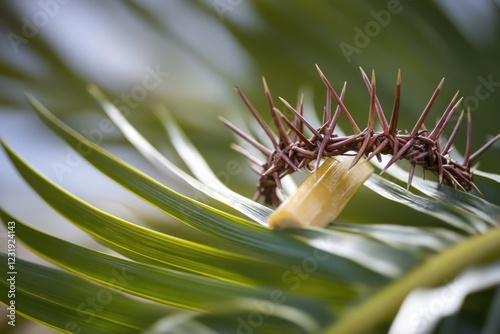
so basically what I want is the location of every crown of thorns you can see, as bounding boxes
[221,66,499,207]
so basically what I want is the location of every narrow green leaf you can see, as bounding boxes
[0,253,170,334]
[389,261,500,334]
[482,285,500,334]
[330,223,462,252]
[145,298,322,334]
[365,174,482,234]
[291,228,420,278]
[373,159,500,227]
[475,170,500,184]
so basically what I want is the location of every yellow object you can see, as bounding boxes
[268,156,374,229]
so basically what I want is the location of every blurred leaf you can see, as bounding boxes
[389,261,500,334]
[323,226,500,333]
[0,253,170,334]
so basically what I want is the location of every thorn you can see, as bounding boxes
[316,64,361,134]
[463,108,472,166]
[368,70,376,130]
[410,78,444,137]
[470,182,482,195]
[413,150,429,162]
[277,148,299,172]
[390,135,399,157]
[296,94,305,140]
[262,76,270,94]
[360,67,389,133]
[323,89,332,124]
[273,172,283,191]
[428,145,436,166]
[219,116,272,157]
[442,168,466,192]
[325,135,358,151]
[263,77,292,146]
[470,133,500,162]
[235,86,279,149]
[275,108,316,150]
[249,164,263,175]
[319,107,329,134]
[279,97,321,138]
[350,131,371,169]
[389,69,401,134]
[434,153,443,185]
[316,82,347,168]
[441,110,465,155]
[407,161,416,191]
[262,163,280,176]
[252,190,261,202]
[429,91,460,140]
[366,138,389,161]
[230,143,264,166]
[382,138,415,173]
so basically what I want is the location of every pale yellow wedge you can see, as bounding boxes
[268,156,374,229]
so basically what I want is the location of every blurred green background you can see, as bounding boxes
[1,1,499,332]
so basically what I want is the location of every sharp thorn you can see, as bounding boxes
[235,86,279,148]
[430,94,463,140]
[316,64,361,134]
[230,143,265,166]
[275,108,316,150]
[410,78,444,137]
[389,69,401,134]
[442,110,465,155]
[263,77,292,147]
[463,108,472,166]
[407,161,416,191]
[279,97,321,138]
[368,70,376,130]
[219,116,272,157]
[350,131,371,169]
[470,133,500,162]
[360,67,389,132]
